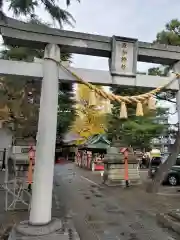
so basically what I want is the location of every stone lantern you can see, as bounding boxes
[103,147,140,186]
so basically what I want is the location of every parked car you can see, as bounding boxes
[163,165,180,186]
[148,156,180,186]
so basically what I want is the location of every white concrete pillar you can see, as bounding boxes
[29,44,60,224]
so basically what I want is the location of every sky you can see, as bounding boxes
[2,0,180,123]
[39,0,180,72]
[3,0,180,71]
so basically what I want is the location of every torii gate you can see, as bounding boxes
[1,17,180,239]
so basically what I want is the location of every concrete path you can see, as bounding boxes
[54,163,179,240]
[0,163,179,239]
[0,168,77,239]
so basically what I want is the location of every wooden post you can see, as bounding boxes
[27,146,35,192]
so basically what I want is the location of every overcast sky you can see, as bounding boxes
[3,0,180,71]
[39,0,180,72]
[3,0,179,123]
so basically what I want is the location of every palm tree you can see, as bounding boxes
[0,0,80,28]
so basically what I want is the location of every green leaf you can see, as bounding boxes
[106,86,169,150]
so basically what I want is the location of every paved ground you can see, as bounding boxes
[0,164,180,239]
[0,167,76,239]
[54,163,180,240]
[0,172,27,238]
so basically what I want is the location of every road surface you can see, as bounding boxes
[54,163,179,240]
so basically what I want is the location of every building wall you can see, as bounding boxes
[151,136,175,153]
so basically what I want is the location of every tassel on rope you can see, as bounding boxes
[62,66,177,117]
[89,90,96,106]
[136,101,143,116]
[148,96,156,110]
[120,102,128,119]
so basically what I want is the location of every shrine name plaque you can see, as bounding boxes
[110,36,138,84]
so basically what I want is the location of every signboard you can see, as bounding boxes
[110,36,137,83]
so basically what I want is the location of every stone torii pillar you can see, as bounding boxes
[29,44,60,224]
[9,44,70,239]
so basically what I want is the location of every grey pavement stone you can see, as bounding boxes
[0,170,80,240]
[9,219,80,240]
[54,163,180,240]
[157,212,180,236]
[2,162,180,240]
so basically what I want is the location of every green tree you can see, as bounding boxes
[148,67,166,77]
[0,0,80,28]
[156,19,180,45]
[153,19,180,132]
[148,66,176,103]
[147,20,180,104]
[146,19,180,192]
[57,82,76,141]
[0,77,40,140]
[0,19,75,141]
[106,87,169,151]
[0,63,75,142]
